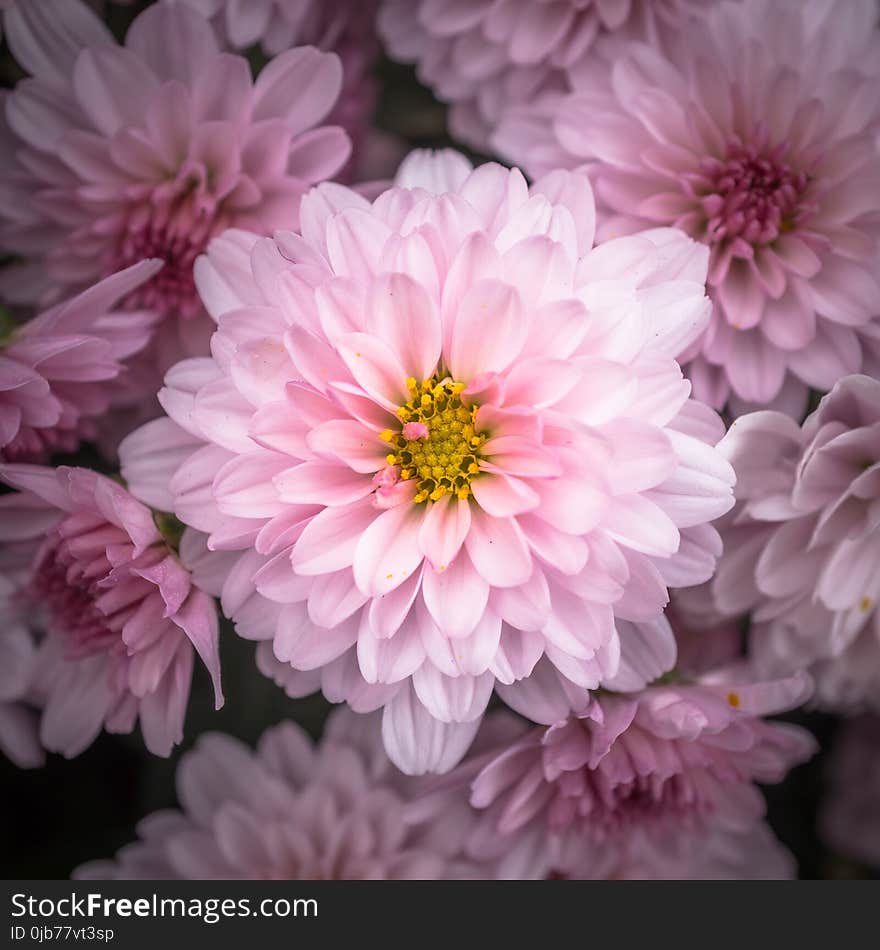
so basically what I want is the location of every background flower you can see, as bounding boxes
[165,0,384,183]
[0,261,160,462]
[0,0,349,365]
[495,0,880,415]
[378,0,697,152]
[712,375,880,713]
[438,667,815,879]
[0,463,223,757]
[76,707,507,879]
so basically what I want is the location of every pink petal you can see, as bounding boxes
[465,508,532,588]
[366,273,442,382]
[353,502,426,595]
[417,494,471,571]
[601,495,680,557]
[381,685,480,775]
[470,469,541,516]
[447,279,526,381]
[252,46,342,135]
[422,551,490,639]
[291,501,375,575]
[336,332,410,410]
[274,460,373,506]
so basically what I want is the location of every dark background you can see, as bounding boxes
[0,0,872,881]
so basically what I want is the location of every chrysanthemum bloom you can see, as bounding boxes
[820,715,880,868]
[378,0,696,152]
[0,464,223,757]
[0,0,349,340]
[495,0,880,415]
[442,668,814,879]
[120,150,734,772]
[166,0,382,183]
[0,261,160,462]
[712,375,880,712]
[76,708,502,879]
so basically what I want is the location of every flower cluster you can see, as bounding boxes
[3,0,879,882]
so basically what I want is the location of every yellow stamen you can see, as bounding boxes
[727,692,740,708]
[379,374,487,504]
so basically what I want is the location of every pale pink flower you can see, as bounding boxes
[444,668,814,879]
[119,150,734,773]
[378,0,695,151]
[820,715,880,868]
[76,708,500,880]
[0,464,223,757]
[0,0,349,338]
[712,375,880,712]
[496,0,880,414]
[0,261,161,462]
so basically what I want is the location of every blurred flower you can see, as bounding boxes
[0,464,222,757]
[820,715,880,868]
[0,0,349,340]
[441,668,814,879]
[0,261,161,462]
[496,0,880,414]
[713,375,880,712]
[76,708,506,879]
[120,149,734,774]
[378,0,695,151]
[166,0,383,183]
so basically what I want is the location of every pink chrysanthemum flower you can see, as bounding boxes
[0,0,349,336]
[442,668,814,880]
[120,150,735,773]
[378,0,696,152]
[820,715,880,868]
[495,0,880,414]
[0,261,160,462]
[0,464,223,757]
[76,708,502,880]
[712,375,880,712]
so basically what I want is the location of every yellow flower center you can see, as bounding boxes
[380,376,486,503]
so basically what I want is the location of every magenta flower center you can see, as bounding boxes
[380,375,486,503]
[30,539,117,658]
[549,728,722,839]
[112,181,227,320]
[698,141,809,247]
